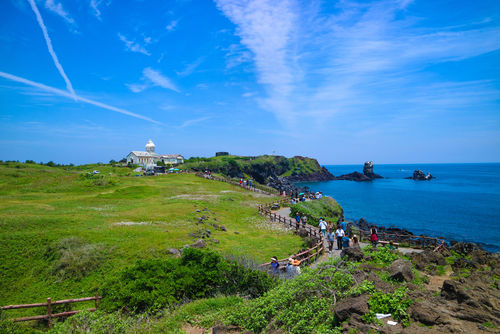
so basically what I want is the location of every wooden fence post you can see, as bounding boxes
[47,298,52,328]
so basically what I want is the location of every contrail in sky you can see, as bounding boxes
[27,0,76,98]
[0,71,161,125]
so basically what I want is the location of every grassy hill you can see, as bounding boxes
[180,155,333,184]
[0,162,303,312]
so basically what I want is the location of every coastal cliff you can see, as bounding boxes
[180,155,335,188]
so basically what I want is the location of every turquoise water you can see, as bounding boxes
[296,163,500,252]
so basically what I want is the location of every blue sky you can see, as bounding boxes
[1,0,499,165]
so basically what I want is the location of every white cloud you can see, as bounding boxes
[0,71,161,124]
[125,83,148,93]
[176,57,204,77]
[143,68,179,92]
[165,19,179,31]
[242,92,255,97]
[179,116,211,128]
[215,0,500,128]
[127,68,180,93]
[117,33,151,56]
[90,0,110,19]
[44,0,74,24]
[28,0,76,98]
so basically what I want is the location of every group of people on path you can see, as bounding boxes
[319,217,360,252]
[239,178,255,189]
[286,191,324,203]
[270,256,301,278]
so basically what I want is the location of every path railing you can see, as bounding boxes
[194,173,278,196]
[355,226,443,249]
[1,296,101,327]
[257,199,325,270]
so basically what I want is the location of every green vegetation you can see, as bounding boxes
[363,287,413,327]
[180,155,326,183]
[101,248,274,313]
[0,162,304,318]
[289,197,343,227]
[362,245,402,266]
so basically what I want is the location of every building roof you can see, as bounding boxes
[129,151,159,158]
[161,154,184,159]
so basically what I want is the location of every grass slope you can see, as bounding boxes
[0,162,303,313]
[180,155,324,182]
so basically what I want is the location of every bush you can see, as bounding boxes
[49,310,136,334]
[362,245,400,265]
[79,173,117,187]
[290,197,343,227]
[363,287,413,327]
[224,258,360,333]
[46,237,109,281]
[101,248,275,313]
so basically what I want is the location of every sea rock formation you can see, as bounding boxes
[335,161,383,181]
[406,169,433,180]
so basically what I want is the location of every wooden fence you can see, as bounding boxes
[194,173,278,196]
[257,199,325,270]
[356,227,442,249]
[1,296,101,327]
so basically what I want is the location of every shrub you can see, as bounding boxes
[224,258,357,333]
[79,173,117,187]
[101,248,275,313]
[363,287,413,327]
[289,197,343,227]
[46,237,109,281]
[362,245,400,265]
[49,310,136,334]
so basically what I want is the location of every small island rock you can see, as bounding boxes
[406,169,433,180]
[335,161,383,181]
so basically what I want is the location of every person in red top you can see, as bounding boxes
[370,226,378,247]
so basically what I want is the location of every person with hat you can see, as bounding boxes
[270,256,280,275]
[286,257,301,278]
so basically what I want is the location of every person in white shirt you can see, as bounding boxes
[335,225,345,250]
[319,218,327,237]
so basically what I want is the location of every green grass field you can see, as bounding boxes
[0,162,303,313]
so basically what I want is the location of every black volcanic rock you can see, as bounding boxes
[335,161,383,181]
[335,171,372,181]
[362,161,383,179]
[406,169,433,180]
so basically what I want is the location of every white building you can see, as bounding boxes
[126,140,184,168]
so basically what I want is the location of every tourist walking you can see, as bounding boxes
[352,235,360,248]
[336,225,345,250]
[319,218,327,237]
[340,219,347,234]
[370,226,378,247]
[342,235,350,249]
[326,228,335,252]
[295,212,301,225]
[270,256,280,275]
[286,258,301,278]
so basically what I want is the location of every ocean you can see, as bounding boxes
[295,163,500,252]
